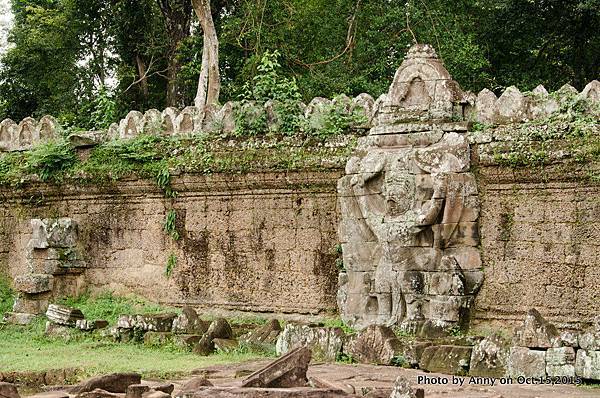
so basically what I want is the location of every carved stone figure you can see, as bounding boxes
[338,44,483,336]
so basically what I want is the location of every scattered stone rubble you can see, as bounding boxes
[4,219,86,325]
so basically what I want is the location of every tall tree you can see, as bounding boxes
[156,0,193,107]
[191,0,220,107]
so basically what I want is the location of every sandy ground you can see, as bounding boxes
[169,359,600,398]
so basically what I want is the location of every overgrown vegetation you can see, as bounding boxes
[0,131,357,188]
[491,95,600,175]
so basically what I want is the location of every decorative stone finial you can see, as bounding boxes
[373,44,463,129]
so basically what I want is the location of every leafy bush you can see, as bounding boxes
[236,50,303,136]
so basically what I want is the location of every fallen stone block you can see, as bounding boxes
[46,304,85,326]
[507,347,546,378]
[151,384,174,395]
[14,274,53,294]
[345,325,401,365]
[242,346,311,388]
[76,319,109,331]
[469,333,510,378]
[214,338,239,353]
[276,324,344,362]
[117,314,177,332]
[513,309,561,349]
[45,321,72,339]
[172,307,209,335]
[193,335,215,356]
[71,373,142,394]
[44,304,77,324]
[173,334,202,350]
[241,319,281,349]
[0,382,20,398]
[575,350,600,380]
[419,345,472,375]
[206,318,233,340]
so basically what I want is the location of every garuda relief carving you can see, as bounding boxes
[337,45,484,336]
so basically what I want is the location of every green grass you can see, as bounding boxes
[0,320,263,378]
[0,292,270,380]
[59,291,180,324]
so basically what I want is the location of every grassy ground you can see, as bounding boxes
[0,320,264,378]
[0,284,270,380]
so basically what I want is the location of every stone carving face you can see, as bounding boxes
[384,168,415,217]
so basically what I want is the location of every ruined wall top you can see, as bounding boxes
[0,44,598,153]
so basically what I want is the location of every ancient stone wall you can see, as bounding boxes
[472,160,600,331]
[0,171,343,315]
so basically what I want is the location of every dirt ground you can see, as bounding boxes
[168,359,600,398]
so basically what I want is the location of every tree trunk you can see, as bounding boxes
[135,54,150,101]
[157,0,193,108]
[191,0,220,108]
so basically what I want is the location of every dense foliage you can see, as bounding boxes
[0,0,598,128]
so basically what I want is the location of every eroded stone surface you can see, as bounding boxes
[242,347,311,388]
[469,333,510,378]
[345,325,400,365]
[418,345,472,375]
[507,347,546,378]
[276,324,344,362]
[513,309,561,349]
[575,350,600,380]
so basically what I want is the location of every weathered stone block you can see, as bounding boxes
[345,325,401,365]
[575,350,600,380]
[0,382,21,398]
[12,297,49,314]
[276,324,344,362]
[173,334,202,350]
[71,373,142,394]
[46,303,85,326]
[213,338,239,353]
[469,333,510,378]
[546,347,576,377]
[31,218,78,249]
[14,274,53,294]
[117,313,177,332]
[419,345,472,375]
[507,347,546,378]
[241,319,282,349]
[513,309,561,348]
[171,306,209,334]
[242,347,311,388]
